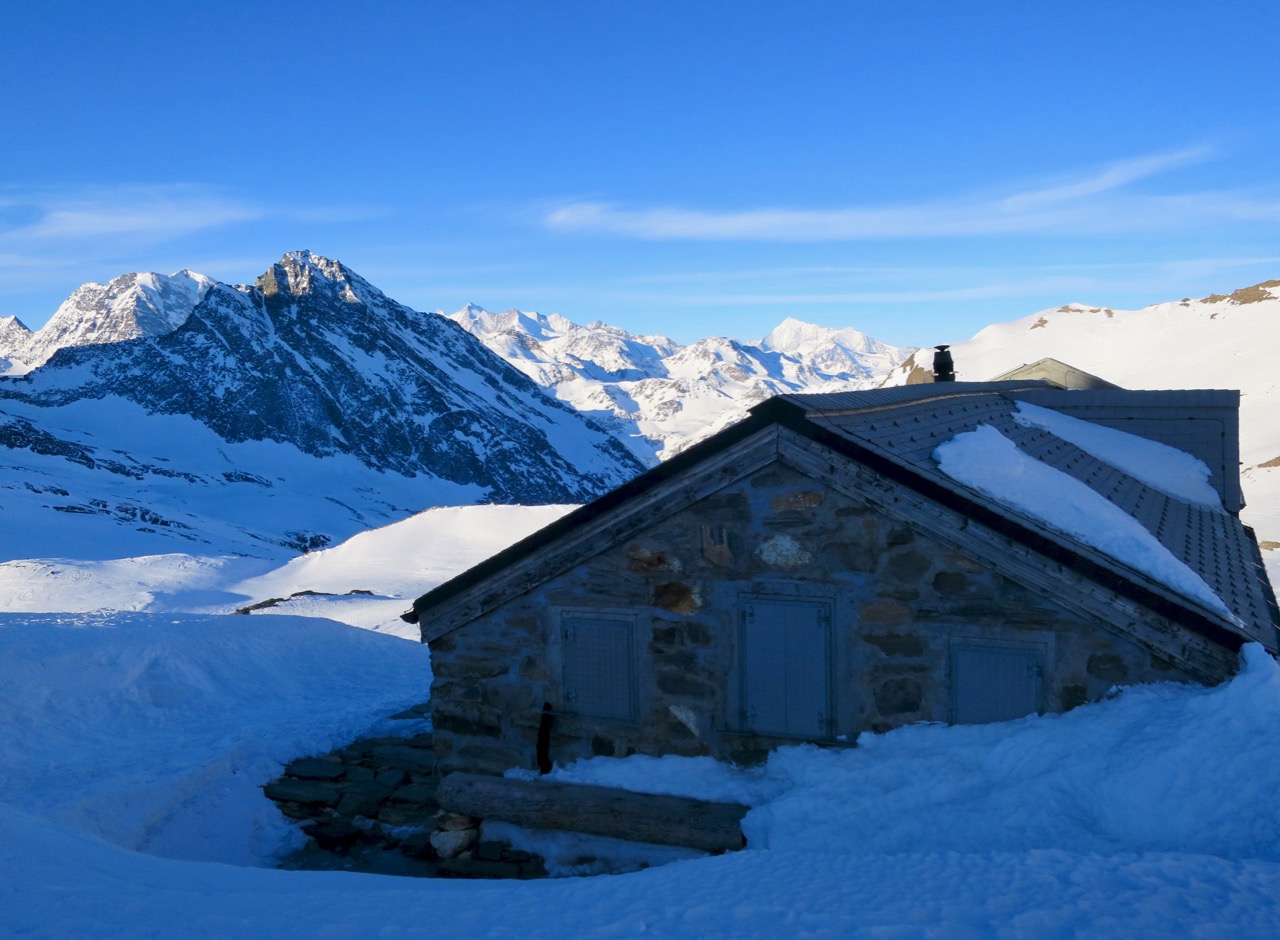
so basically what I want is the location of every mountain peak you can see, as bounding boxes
[760,317,895,359]
[256,251,378,305]
[7,269,214,373]
[0,314,33,337]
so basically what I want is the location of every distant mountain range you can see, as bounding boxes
[0,251,908,561]
[2,254,1276,583]
[447,306,912,461]
[0,252,644,558]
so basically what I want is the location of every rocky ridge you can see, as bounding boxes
[2,251,642,503]
[1,270,215,373]
[449,307,914,462]
[0,252,645,558]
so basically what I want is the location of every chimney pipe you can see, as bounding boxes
[932,345,955,382]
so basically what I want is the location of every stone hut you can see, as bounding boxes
[404,381,1279,777]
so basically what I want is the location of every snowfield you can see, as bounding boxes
[3,505,1280,936]
[3,611,1280,936]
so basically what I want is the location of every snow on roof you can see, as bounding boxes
[1012,400,1223,510]
[935,424,1237,622]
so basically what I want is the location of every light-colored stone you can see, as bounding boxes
[754,533,813,567]
[435,810,480,831]
[430,826,478,859]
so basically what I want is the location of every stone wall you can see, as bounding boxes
[429,459,1194,776]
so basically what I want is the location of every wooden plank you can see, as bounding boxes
[436,772,748,853]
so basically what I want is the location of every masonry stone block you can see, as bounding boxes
[886,549,932,582]
[860,598,912,626]
[653,581,701,613]
[863,633,926,657]
[932,571,970,596]
[874,678,923,715]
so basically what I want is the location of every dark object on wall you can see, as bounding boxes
[933,345,955,382]
[536,703,554,775]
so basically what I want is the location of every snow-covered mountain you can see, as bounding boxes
[883,279,1280,583]
[0,252,643,559]
[448,308,913,461]
[0,270,216,373]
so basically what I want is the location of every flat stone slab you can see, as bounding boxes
[263,780,342,806]
[370,744,436,774]
[437,773,748,852]
[284,757,346,780]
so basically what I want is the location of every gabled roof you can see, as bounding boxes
[407,384,1279,657]
[989,357,1122,390]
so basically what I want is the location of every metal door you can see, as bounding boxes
[563,616,635,720]
[741,599,831,737]
[951,644,1042,724]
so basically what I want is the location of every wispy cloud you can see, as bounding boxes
[549,256,1280,317]
[0,184,264,243]
[542,147,1280,241]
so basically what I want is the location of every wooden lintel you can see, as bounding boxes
[436,772,749,853]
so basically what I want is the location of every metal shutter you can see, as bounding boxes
[951,644,1042,724]
[741,599,830,737]
[562,616,635,720]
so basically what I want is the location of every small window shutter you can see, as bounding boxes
[742,600,830,737]
[562,616,634,720]
[952,645,1042,724]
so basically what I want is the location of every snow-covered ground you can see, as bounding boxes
[3,503,1280,935]
[0,503,577,638]
[4,611,1280,936]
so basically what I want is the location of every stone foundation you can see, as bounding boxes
[262,711,545,880]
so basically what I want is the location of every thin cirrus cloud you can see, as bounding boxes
[542,147,1280,241]
[0,184,265,244]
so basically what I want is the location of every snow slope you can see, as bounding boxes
[0,504,578,640]
[0,612,430,868]
[3,610,1280,936]
[0,395,487,561]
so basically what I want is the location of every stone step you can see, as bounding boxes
[264,722,546,879]
[283,757,346,780]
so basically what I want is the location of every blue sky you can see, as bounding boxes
[3,1,1278,346]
